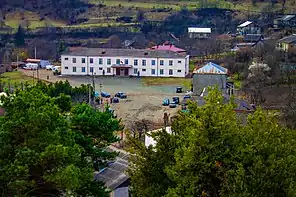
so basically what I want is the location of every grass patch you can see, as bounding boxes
[142,77,192,89]
[0,71,35,86]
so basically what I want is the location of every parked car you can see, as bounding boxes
[112,97,119,103]
[172,96,180,104]
[176,87,183,93]
[46,65,54,70]
[101,92,111,98]
[169,102,177,108]
[184,95,191,99]
[162,98,170,106]
[52,66,61,75]
[115,92,127,99]
[24,63,38,70]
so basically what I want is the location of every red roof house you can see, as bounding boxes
[148,43,186,54]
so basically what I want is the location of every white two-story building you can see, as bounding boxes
[61,48,190,77]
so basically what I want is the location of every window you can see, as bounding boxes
[160,60,164,66]
[177,69,182,73]
[178,60,182,64]
[81,67,86,72]
[142,69,146,72]
[124,59,129,65]
[99,67,103,70]
[73,67,76,72]
[169,60,173,66]
[82,58,86,63]
[169,69,173,75]
[90,58,93,64]
[72,58,76,63]
[90,67,94,73]
[65,57,69,60]
[160,69,164,75]
[99,58,103,65]
[134,68,138,74]
[107,68,111,73]
[151,69,156,75]
[134,59,138,66]
[65,66,68,69]
[116,59,121,64]
[107,59,111,65]
[142,59,146,66]
[151,60,156,66]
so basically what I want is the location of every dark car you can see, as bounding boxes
[172,96,180,104]
[176,87,183,93]
[112,97,119,103]
[162,98,170,106]
[169,102,177,108]
[101,91,111,98]
[184,95,191,99]
[115,92,127,99]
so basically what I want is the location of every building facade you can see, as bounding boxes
[61,48,190,77]
[188,27,211,39]
[276,34,296,53]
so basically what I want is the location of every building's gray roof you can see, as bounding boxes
[278,34,296,44]
[94,151,129,190]
[244,34,264,42]
[62,48,187,58]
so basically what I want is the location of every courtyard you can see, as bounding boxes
[20,69,190,127]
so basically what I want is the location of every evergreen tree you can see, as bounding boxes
[128,88,296,197]
[14,25,25,47]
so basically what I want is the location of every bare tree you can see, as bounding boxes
[282,87,296,129]
[127,119,153,141]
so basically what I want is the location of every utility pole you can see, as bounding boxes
[34,46,39,81]
[92,72,96,106]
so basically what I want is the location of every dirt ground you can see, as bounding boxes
[20,69,185,127]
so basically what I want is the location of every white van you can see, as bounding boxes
[24,63,38,70]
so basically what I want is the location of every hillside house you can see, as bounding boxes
[192,62,228,95]
[61,48,190,77]
[243,34,264,43]
[237,21,261,35]
[276,34,296,53]
[188,27,211,39]
[274,15,296,29]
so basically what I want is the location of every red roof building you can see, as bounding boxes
[148,43,186,54]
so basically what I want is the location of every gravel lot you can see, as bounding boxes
[21,69,186,126]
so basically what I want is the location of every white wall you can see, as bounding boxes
[61,55,188,77]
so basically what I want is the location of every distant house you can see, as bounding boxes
[188,27,211,39]
[237,21,261,35]
[192,62,228,95]
[243,34,264,43]
[274,15,296,29]
[94,149,129,197]
[276,34,296,53]
[148,43,187,55]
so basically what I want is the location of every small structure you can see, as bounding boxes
[188,27,211,39]
[94,150,130,197]
[192,62,228,95]
[276,34,296,53]
[274,15,296,29]
[237,21,261,35]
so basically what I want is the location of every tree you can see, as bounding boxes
[136,10,145,22]
[0,85,121,196]
[128,88,296,197]
[14,25,25,47]
[282,87,296,129]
